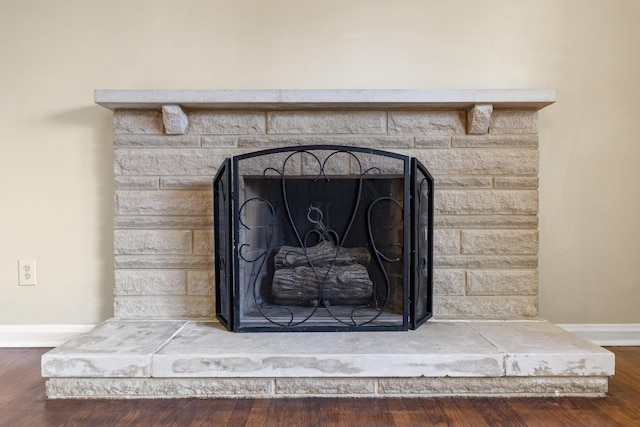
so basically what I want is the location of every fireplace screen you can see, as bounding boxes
[213,145,433,332]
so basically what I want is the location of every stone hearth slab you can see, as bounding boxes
[152,322,503,378]
[41,319,615,398]
[41,319,186,377]
[469,321,615,377]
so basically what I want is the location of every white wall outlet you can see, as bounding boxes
[18,259,36,286]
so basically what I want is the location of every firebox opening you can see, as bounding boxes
[239,175,406,328]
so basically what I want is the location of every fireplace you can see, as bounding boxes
[40,89,616,400]
[213,145,434,332]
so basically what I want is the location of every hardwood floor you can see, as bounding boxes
[1,347,639,427]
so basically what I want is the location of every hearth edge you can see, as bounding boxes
[41,318,614,399]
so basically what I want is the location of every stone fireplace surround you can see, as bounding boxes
[41,89,614,398]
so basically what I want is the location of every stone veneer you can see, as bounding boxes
[103,89,552,321]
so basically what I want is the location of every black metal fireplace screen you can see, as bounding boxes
[213,145,433,332]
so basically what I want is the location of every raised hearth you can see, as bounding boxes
[41,89,615,398]
[42,319,613,398]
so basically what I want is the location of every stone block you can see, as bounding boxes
[467,104,493,135]
[114,255,213,270]
[46,377,274,399]
[114,176,159,189]
[461,230,538,255]
[415,135,451,148]
[188,111,266,134]
[193,230,213,255]
[201,136,239,148]
[275,378,376,395]
[494,177,538,189]
[114,135,201,147]
[114,230,192,255]
[114,296,213,319]
[452,134,538,148]
[434,255,537,269]
[467,270,538,296]
[434,295,538,318]
[114,148,220,176]
[238,135,413,148]
[413,149,538,176]
[162,105,189,135]
[436,190,538,215]
[267,111,386,134]
[114,110,163,134]
[435,177,493,189]
[114,215,213,230]
[433,269,466,295]
[377,376,608,397]
[115,190,212,216]
[115,270,187,296]
[490,110,538,134]
[388,111,466,135]
[160,177,215,190]
[435,215,538,230]
[187,271,214,296]
[433,229,460,255]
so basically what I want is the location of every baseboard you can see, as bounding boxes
[559,324,640,346]
[0,324,96,347]
[2,323,638,347]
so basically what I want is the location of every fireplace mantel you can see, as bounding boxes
[95,89,556,110]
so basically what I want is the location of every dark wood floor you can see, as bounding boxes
[1,347,639,427]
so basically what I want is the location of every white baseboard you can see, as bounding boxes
[559,324,640,346]
[1,323,639,347]
[0,324,96,347]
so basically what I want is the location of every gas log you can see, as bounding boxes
[274,240,371,268]
[272,240,374,305]
[272,264,373,305]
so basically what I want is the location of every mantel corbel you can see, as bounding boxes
[467,104,494,135]
[162,105,189,135]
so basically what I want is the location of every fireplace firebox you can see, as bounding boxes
[213,145,434,332]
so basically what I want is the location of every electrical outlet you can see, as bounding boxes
[18,259,36,286]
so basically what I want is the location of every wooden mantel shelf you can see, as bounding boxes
[95,89,556,110]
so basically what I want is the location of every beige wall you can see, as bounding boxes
[1,0,638,324]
